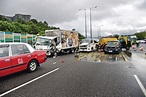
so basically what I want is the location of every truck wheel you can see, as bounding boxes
[27,60,38,72]
[69,48,76,54]
[104,51,107,54]
[126,46,130,50]
[96,46,98,51]
[91,47,94,52]
[53,52,57,58]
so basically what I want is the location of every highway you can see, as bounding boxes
[0,44,146,97]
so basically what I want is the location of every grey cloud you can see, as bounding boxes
[137,0,146,10]
[0,0,146,35]
[0,0,85,24]
[92,9,120,21]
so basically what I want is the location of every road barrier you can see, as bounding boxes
[0,31,36,45]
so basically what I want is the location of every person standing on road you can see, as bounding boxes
[136,40,140,48]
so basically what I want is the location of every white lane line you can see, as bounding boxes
[134,75,146,97]
[0,68,59,97]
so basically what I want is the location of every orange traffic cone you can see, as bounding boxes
[140,47,144,51]
[132,45,135,49]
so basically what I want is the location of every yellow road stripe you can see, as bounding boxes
[121,52,127,61]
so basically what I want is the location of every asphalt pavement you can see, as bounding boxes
[0,46,146,97]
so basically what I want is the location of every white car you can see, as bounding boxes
[79,39,98,52]
[138,40,145,43]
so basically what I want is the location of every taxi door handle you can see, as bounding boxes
[5,59,10,62]
[27,55,31,58]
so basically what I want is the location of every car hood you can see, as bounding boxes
[106,45,119,48]
[80,43,89,46]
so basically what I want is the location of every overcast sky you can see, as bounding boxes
[0,0,146,37]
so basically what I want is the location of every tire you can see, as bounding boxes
[104,51,107,54]
[96,46,99,51]
[91,47,94,52]
[126,46,130,50]
[69,48,75,54]
[53,52,57,58]
[27,60,38,72]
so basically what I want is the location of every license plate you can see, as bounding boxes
[109,50,112,52]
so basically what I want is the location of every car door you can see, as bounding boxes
[10,44,31,73]
[0,44,11,77]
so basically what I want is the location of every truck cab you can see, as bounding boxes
[34,36,58,56]
[118,36,132,50]
[35,29,79,56]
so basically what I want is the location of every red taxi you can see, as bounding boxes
[0,43,47,77]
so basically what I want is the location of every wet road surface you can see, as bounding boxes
[0,47,146,97]
[76,51,128,62]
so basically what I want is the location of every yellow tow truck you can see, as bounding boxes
[97,37,118,50]
[118,36,132,50]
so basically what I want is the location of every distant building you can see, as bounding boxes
[4,14,31,22]
[13,14,31,22]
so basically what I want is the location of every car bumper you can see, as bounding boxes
[79,48,92,52]
[104,49,121,54]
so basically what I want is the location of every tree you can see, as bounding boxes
[78,32,85,41]
[113,34,119,39]
[17,18,25,24]
[135,31,146,40]
[43,21,48,26]
[12,22,23,33]
[30,19,38,24]
[29,23,39,34]
[0,15,10,22]
[0,17,60,35]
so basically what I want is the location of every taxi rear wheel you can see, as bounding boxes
[27,60,38,72]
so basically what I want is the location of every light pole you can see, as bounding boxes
[79,9,87,38]
[99,25,103,38]
[90,5,97,39]
[96,25,103,39]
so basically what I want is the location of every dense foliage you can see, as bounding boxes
[0,15,85,39]
[134,31,146,40]
[78,33,85,40]
[0,15,59,35]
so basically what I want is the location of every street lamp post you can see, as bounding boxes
[79,9,87,38]
[90,6,97,39]
[96,25,103,39]
[99,25,103,38]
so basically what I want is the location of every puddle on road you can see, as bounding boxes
[75,50,146,63]
[103,54,124,62]
[76,52,125,62]
[123,51,132,58]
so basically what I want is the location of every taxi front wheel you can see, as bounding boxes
[27,60,38,72]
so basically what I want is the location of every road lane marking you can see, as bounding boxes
[121,52,127,61]
[0,68,59,97]
[134,75,146,97]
